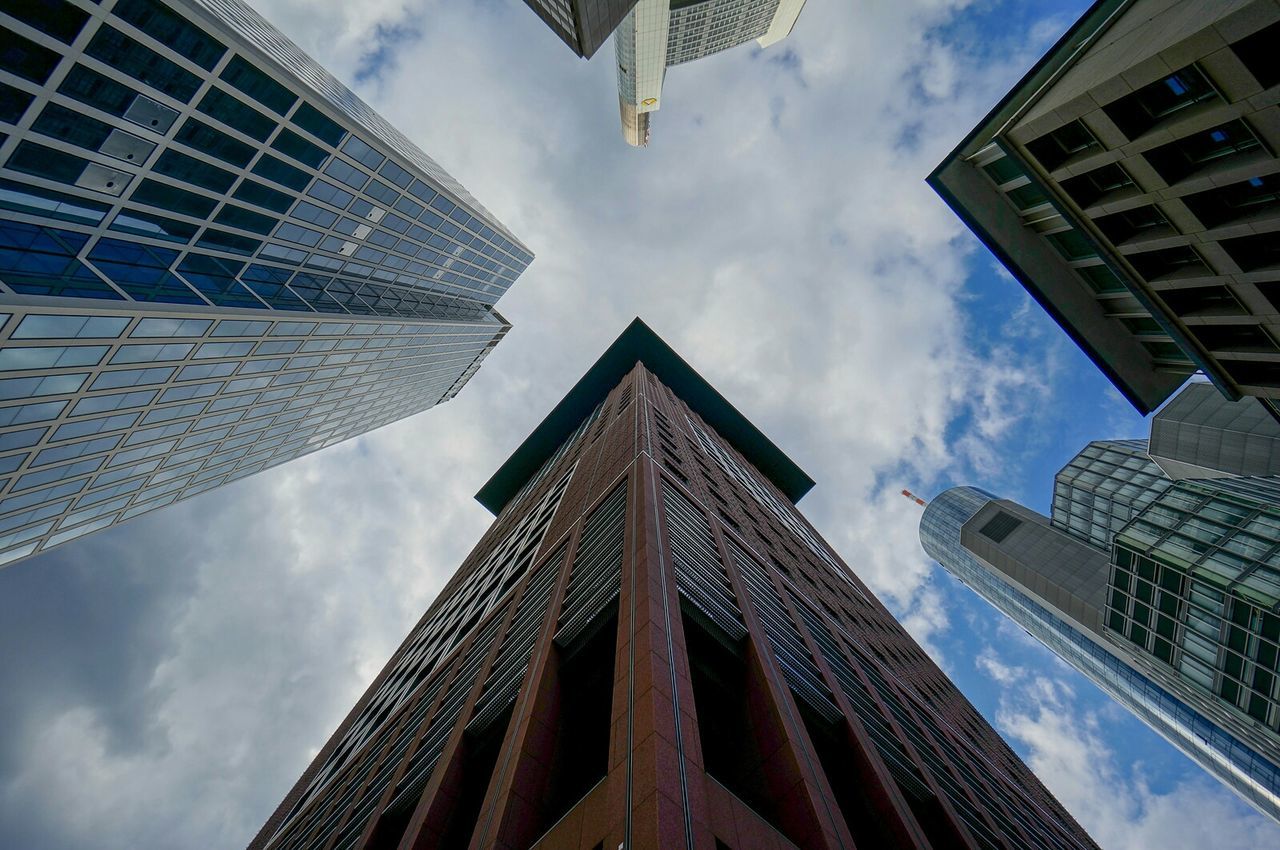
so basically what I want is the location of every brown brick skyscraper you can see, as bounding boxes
[249,320,1098,850]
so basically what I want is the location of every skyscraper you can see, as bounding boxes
[0,0,531,567]
[920,383,1280,822]
[520,0,640,59]
[615,0,807,145]
[250,319,1097,850]
[928,0,1280,420]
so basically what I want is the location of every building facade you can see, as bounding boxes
[921,384,1280,822]
[520,0,639,59]
[249,320,1097,850]
[0,0,531,567]
[614,0,807,145]
[929,0,1280,420]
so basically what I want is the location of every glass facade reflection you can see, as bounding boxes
[0,0,530,566]
[922,486,1280,822]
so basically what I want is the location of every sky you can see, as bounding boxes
[0,0,1278,848]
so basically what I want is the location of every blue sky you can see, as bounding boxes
[0,1,1278,848]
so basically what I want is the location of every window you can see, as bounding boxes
[274,222,323,247]
[981,155,1024,186]
[272,128,327,168]
[109,209,197,243]
[110,342,192,365]
[0,399,65,427]
[215,204,275,235]
[212,320,270,337]
[1104,65,1220,140]
[153,149,236,193]
[13,314,129,340]
[252,154,311,190]
[1093,205,1175,244]
[197,229,259,257]
[1044,228,1096,261]
[1025,120,1101,171]
[380,160,413,188]
[88,366,173,390]
[70,389,156,416]
[1077,263,1127,294]
[1189,324,1279,354]
[1127,245,1212,281]
[1231,21,1280,90]
[233,179,292,213]
[84,25,200,102]
[291,200,338,229]
[174,117,255,167]
[1222,233,1280,273]
[112,0,225,70]
[1158,286,1246,318]
[130,179,218,220]
[0,26,60,84]
[323,158,368,191]
[0,345,108,371]
[977,511,1022,543]
[6,141,87,187]
[1144,120,1264,184]
[1182,174,1280,229]
[1060,163,1137,208]
[293,102,345,146]
[219,56,296,114]
[3,0,89,45]
[196,87,273,141]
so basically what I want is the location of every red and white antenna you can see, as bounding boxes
[901,489,927,508]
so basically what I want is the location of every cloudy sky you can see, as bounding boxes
[1,0,1278,848]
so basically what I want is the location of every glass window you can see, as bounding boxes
[109,208,197,243]
[1045,228,1097,261]
[365,179,398,206]
[13,315,129,340]
[274,222,323,248]
[70,389,155,417]
[196,87,273,141]
[84,25,200,102]
[174,117,254,167]
[271,321,316,337]
[51,412,138,442]
[112,0,225,69]
[0,177,108,227]
[88,237,203,304]
[293,102,346,146]
[215,204,275,235]
[271,128,327,168]
[152,149,236,193]
[219,55,295,114]
[32,434,121,467]
[140,401,205,424]
[106,439,176,467]
[0,399,65,427]
[324,158,368,191]
[196,229,259,257]
[233,179,292,213]
[407,179,436,203]
[239,264,311,312]
[254,339,300,355]
[131,318,211,338]
[291,201,338,228]
[0,345,108,371]
[380,160,412,189]
[31,102,113,153]
[88,366,173,390]
[0,26,60,85]
[123,421,188,446]
[252,153,311,191]
[176,361,236,381]
[158,381,221,402]
[194,341,252,359]
[110,342,192,364]
[212,319,270,337]
[4,0,89,44]
[307,180,354,209]
[6,140,87,187]
[131,179,217,220]
[0,426,46,451]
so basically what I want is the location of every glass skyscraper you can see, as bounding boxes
[0,0,531,567]
[920,384,1280,822]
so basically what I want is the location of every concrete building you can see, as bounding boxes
[520,0,639,59]
[250,320,1098,850]
[921,383,1280,822]
[929,0,1280,420]
[0,0,531,567]
[615,0,807,145]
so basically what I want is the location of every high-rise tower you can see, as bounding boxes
[250,320,1096,850]
[615,0,807,146]
[921,383,1280,822]
[929,0,1280,421]
[0,0,531,567]
[520,0,640,59]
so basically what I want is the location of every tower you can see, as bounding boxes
[0,0,530,567]
[614,0,808,146]
[250,320,1097,850]
[921,383,1280,822]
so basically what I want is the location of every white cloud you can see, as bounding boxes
[997,672,1280,849]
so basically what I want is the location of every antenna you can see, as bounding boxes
[901,489,927,508]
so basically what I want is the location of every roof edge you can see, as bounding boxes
[475,318,815,514]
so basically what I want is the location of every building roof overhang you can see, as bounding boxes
[475,318,815,514]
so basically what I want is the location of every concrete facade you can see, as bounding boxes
[930,0,1280,420]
